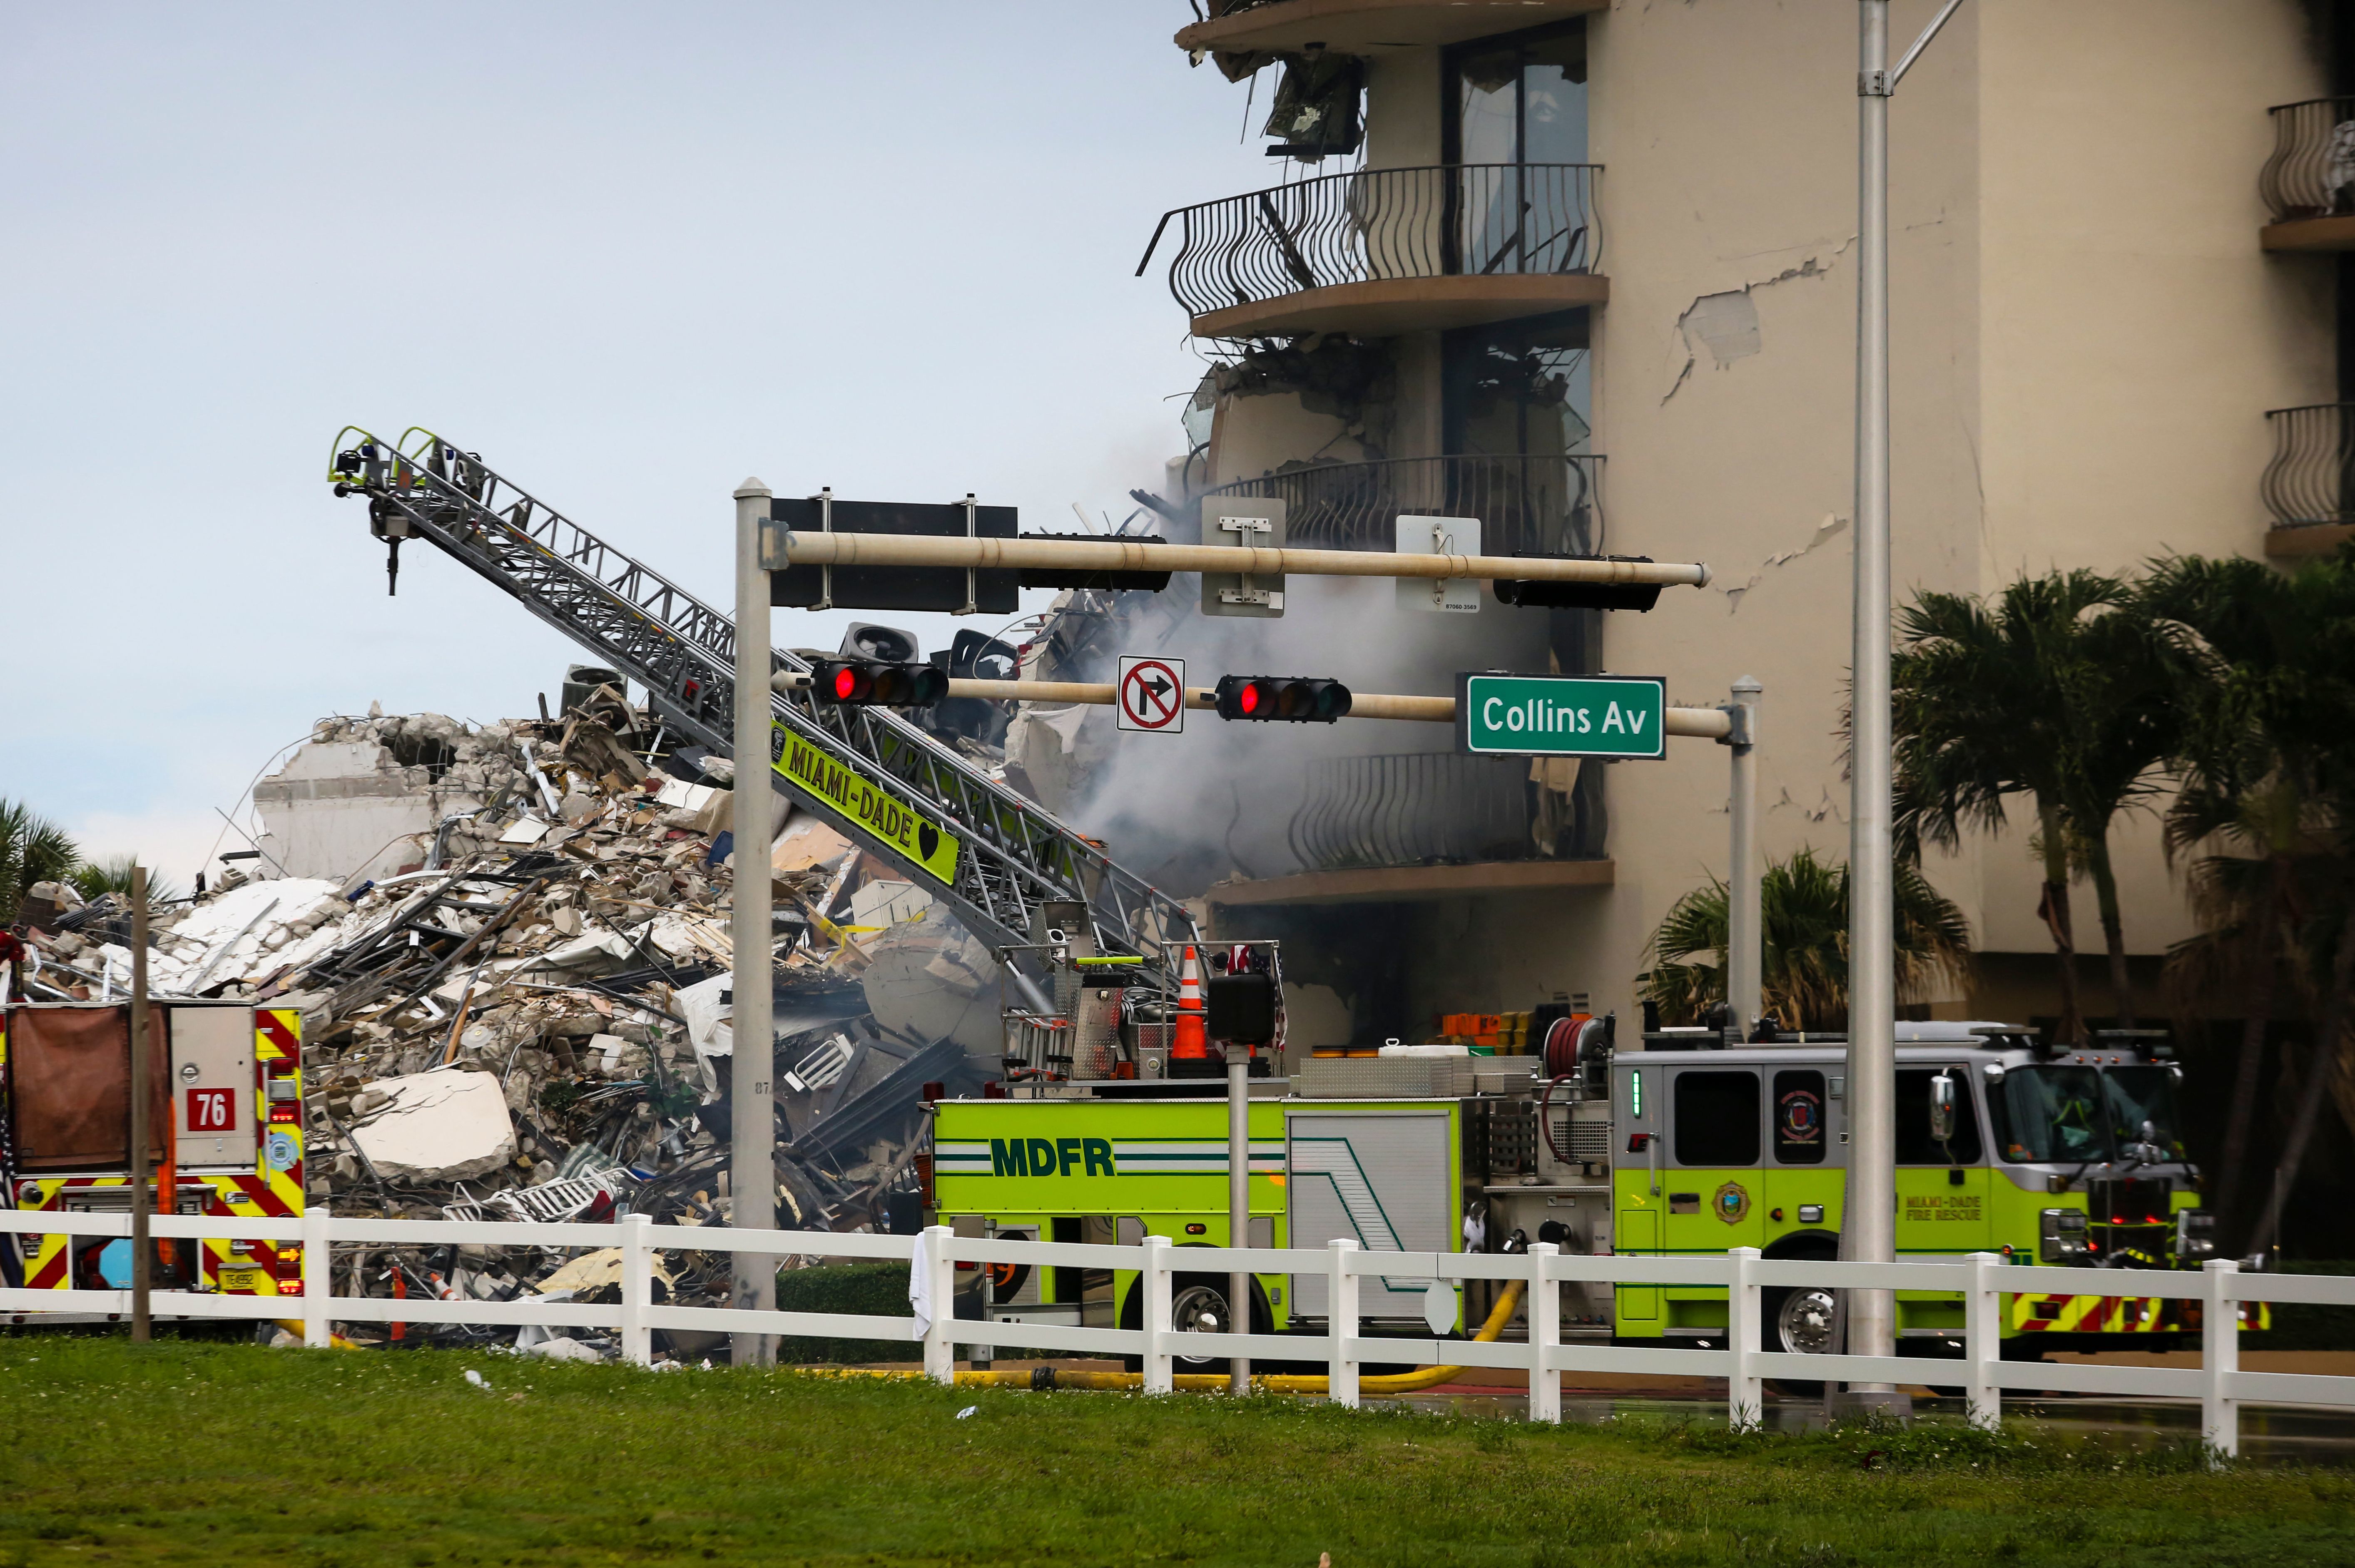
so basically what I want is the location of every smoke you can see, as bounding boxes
[1041,565,1553,896]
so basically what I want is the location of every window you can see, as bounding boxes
[1990,1066,2106,1165]
[1448,24,1588,171]
[1894,1068,1982,1165]
[1673,1071,1760,1167]
[1444,21,1593,279]
[2101,1067,2186,1162]
[1772,1070,1827,1165]
[1441,308,1592,466]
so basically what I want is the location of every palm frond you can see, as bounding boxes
[1641,848,1972,1031]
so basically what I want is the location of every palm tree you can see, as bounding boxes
[1641,847,1972,1031]
[1889,570,2173,1042]
[0,799,81,924]
[67,857,182,906]
[2143,551,2355,1245]
[2060,604,2182,1029]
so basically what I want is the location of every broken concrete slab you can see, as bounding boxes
[347,1069,518,1183]
[772,815,854,877]
[859,919,1004,1062]
[849,878,930,929]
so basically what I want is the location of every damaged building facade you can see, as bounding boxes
[1077,0,2345,1035]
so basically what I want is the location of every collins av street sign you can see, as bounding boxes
[1456,673,1668,760]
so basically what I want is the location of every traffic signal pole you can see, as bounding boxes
[774,670,1739,737]
[732,477,778,1368]
[764,528,1710,591]
[1725,679,1763,1035]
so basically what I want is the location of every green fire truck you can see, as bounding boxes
[926,1018,2241,1370]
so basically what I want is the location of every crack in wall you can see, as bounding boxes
[1772,785,1847,827]
[1660,236,1857,405]
[1722,512,1849,614]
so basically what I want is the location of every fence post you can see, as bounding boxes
[1326,1237,1359,1409]
[921,1226,955,1387]
[1964,1252,1999,1430]
[1726,1247,1761,1432]
[620,1213,653,1366]
[1527,1242,1561,1425]
[2202,1258,2240,1462]
[1142,1234,1175,1395]
[300,1204,330,1349]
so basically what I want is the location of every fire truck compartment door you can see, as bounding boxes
[1285,1109,1452,1324]
[3,1002,167,1170]
[169,1004,257,1168]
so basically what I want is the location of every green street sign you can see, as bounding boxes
[1456,672,1668,759]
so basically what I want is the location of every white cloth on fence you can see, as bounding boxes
[907,1238,934,1339]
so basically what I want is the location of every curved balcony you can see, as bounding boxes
[1138,162,1606,340]
[2263,403,2355,555]
[1175,0,1605,57]
[1290,751,1605,869]
[1207,750,1610,909]
[1199,452,1603,557]
[2260,99,2355,251]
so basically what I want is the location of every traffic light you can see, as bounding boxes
[1213,675,1351,723]
[1491,555,1665,612]
[809,659,948,707]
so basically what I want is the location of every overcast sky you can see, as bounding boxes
[0,2,1272,890]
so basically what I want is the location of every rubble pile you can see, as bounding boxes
[11,696,1003,1357]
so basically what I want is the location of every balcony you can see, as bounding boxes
[1210,751,1610,909]
[1199,451,1603,557]
[1140,162,1606,340]
[1175,0,1604,55]
[2259,99,2355,251]
[2263,404,2355,555]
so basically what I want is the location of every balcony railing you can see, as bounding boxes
[2263,404,2355,528]
[1288,751,1607,871]
[1139,163,1602,321]
[2260,99,2355,221]
[1198,452,1603,557]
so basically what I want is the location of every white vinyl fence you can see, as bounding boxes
[4,1208,2351,1460]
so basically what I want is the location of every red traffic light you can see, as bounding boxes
[810,660,946,708]
[1215,675,1349,723]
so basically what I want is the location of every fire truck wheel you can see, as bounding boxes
[1118,1270,1272,1372]
[1761,1284,1838,1397]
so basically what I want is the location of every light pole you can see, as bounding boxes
[1848,0,1964,1403]
[732,477,778,1367]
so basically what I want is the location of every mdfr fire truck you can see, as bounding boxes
[928,962,2245,1372]
[1,1001,306,1315]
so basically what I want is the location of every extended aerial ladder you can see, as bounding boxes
[325,427,1197,1003]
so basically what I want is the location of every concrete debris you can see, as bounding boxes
[347,1069,519,1183]
[525,1335,607,1362]
[7,690,1003,1352]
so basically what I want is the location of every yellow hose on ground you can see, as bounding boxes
[807,1278,1527,1397]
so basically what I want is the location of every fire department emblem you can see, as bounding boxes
[265,1131,299,1172]
[1713,1181,1750,1225]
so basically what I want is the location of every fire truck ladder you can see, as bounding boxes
[326,427,1197,1001]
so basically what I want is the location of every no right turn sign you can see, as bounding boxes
[1117,656,1185,734]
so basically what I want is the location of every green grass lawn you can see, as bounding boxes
[2,1337,2352,1567]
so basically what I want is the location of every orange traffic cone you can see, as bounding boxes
[1170,945,1209,1059]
